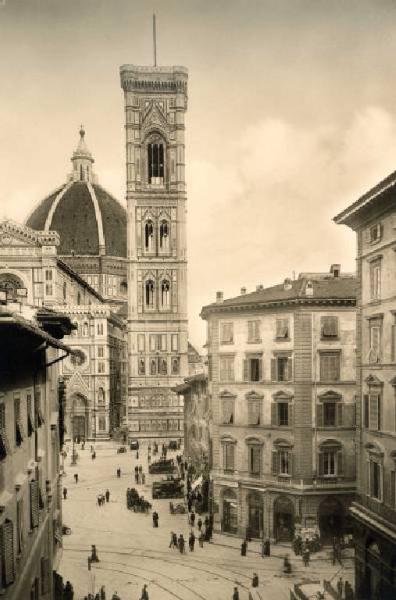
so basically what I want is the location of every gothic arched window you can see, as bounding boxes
[83,322,89,337]
[159,220,169,251]
[145,280,155,308]
[161,280,170,308]
[148,142,164,184]
[144,220,154,252]
[98,388,105,404]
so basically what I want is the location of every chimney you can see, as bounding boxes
[305,280,314,296]
[330,264,341,278]
[216,291,224,304]
[240,287,246,295]
[284,278,292,291]
[256,284,264,292]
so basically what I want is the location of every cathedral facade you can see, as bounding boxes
[120,65,188,439]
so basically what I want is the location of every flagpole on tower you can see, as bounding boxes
[153,14,157,66]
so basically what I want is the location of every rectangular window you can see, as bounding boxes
[171,334,179,351]
[248,399,261,425]
[369,460,382,501]
[220,322,233,344]
[219,356,234,382]
[247,320,261,343]
[320,352,340,382]
[321,316,338,339]
[223,443,235,471]
[323,402,336,427]
[369,223,382,243]
[243,356,262,382]
[98,362,105,374]
[278,402,289,426]
[271,355,292,382]
[249,446,261,475]
[370,261,381,300]
[368,322,382,363]
[222,398,234,424]
[45,269,52,281]
[279,450,290,475]
[97,323,104,335]
[97,346,104,358]
[276,318,289,340]
[323,450,336,476]
[368,393,381,431]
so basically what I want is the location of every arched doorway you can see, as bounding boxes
[274,496,294,541]
[70,394,88,442]
[0,273,24,301]
[318,496,344,541]
[247,492,263,539]
[222,488,238,534]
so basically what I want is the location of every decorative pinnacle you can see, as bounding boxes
[79,124,85,139]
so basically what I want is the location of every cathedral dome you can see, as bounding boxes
[26,128,127,258]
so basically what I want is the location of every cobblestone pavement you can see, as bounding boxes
[58,442,354,600]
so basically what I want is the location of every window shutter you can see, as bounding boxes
[287,358,293,381]
[318,452,324,476]
[271,358,277,381]
[337,451,343,476]
[271,450,278,475]
[243,360,248,382]
[229,444,235,470]
[363,395,369,428]
[258,359,262,382]
[369,394,380,430]
[288,404,293,427]
[30,481,39,529]
[1,520,15,585]
[336,403,343,427]
[317,404,323,427]
[271,403,278,426]
[289,452,294,477]
[41,557,49,594]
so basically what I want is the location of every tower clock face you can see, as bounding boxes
[70,349,86,368]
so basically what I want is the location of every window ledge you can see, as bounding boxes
[277,474,291,480]
[247,340,262,344]
[320,337,340,342]
[275,337,291,342]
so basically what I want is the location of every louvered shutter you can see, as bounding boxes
[317,404,323,427]
[1,520,15,586]
[363,395,369,428]
[30,481,39,529]
[318,453,324,476]
[243,360,248,382]
[336,403,343,427]
[337,451,343,476]
[287,358,293,381]
[271,403,278,426]
[41,557,49,594]
[369,395,379,430]
[288,404,293,427]
[271,358,277,381]
[271,451,278,475]
[258,359,262,381]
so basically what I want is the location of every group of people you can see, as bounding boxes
[134,464,146,485]
[337,577,355,600]
[97,489,110,506]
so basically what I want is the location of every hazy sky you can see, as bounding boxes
[1,0,396,349]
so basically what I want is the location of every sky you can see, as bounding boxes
[1,0,396,349]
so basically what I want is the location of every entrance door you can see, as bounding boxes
[248,504,263,538]
[73,416,86,441]
[223,499,238,534]
[274,496,294,541]
[318,497,344,541]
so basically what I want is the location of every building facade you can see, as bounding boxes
[201,267,357,541]
[0,220,127,440]
[0,303,74,599]
[335,175,396,600]
[120,65,188,440]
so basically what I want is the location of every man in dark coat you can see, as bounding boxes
[232,587,239,600]
[189,531,195,551]
[63,581,74,600]
[241,540,247,556]
[152,511,159,528]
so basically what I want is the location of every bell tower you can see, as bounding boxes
[120,64,188,439]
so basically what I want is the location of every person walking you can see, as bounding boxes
[152,511,159,528]
[100,586,106,600]
[63,580,74,600]
[105,489,110,503]
[199,530,204,548]
[337,577,343,599]
[302,546,310,567]
[169,531,177,549]
[187,497,192,512]
[197,517,202,532]
[189,530,195,552]
[140,584,149,600]
[252,573,259,588]
[241,540,247,556]
[190,511,195,527]
[232,587,239,600]
[117,467,121,478]
[91,545,100,562]
[63,487,67,500]
[178,534,186,554]
[74,473,78,484]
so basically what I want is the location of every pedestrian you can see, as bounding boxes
[232,586,239,600]
[283,554,292,574]
[117,467,121,478]
[302,547,310,567]
[197,517,202,531]
[199,530,204,548]
[190,511,195,527]
[337,577,343,599]
[105,489,110,502]
[178,534,186,554]
[241,540,247,556]
[140,584,149,600]
[189,530,195,552]
[94,594,100,600]
[264,538,271,556]
[135,472,139,484]
[74,473,78,484]
[204,515,209,528]
[97,495,101,507]
[63,487,67,500]
[92,451,96,460]
[63,580,74,600]
[252,573,259,588]
[100,586,106,600]
[91,544,100,562]
[152,511,159,528]
[142,473,146,485]
[169,531,176,548]
[136,451,139,459]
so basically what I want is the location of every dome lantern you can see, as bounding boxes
[69,126,97,184]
